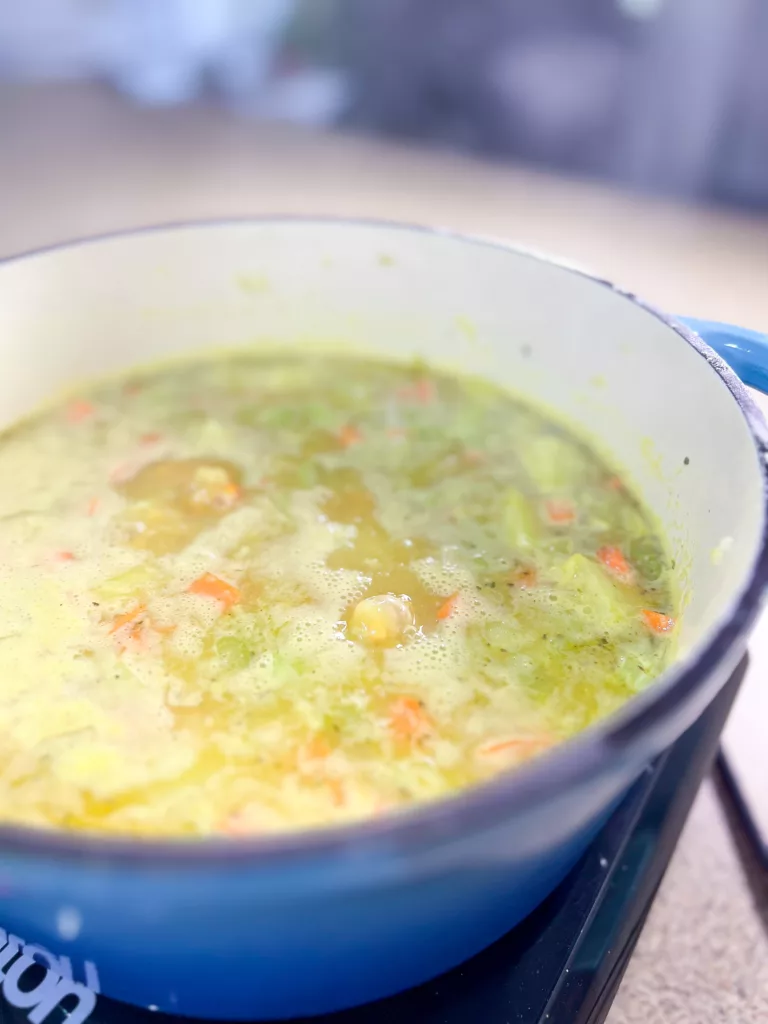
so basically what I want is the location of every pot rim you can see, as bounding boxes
[1,215,766,867]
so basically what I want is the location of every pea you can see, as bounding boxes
[628,535,665,582]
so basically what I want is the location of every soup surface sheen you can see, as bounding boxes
[0,353,676,836]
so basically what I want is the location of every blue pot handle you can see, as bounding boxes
[680,317,768,394]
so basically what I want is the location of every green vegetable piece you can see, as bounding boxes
[483,621,526,654]
[236,404,294,430]
[519,434,588,492]
[628,535,665,582]
[503,489,539,549]
[547,535,574,556]
[94,563,164,601]
[294,460,320,490]
[616,651,656,693]
[216,636,252,672]
[557,553,636,638]
[620,504,651,539]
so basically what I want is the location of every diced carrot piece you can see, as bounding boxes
[53,550,75,563]
[597,546,634,582]
[437,592,459,620]
[305,736,331,761]
[389,696,431,741]
[86,497,100,517]
[152,621,177,636]
[479,735,552,758]
[128,621,145,644]
[109,604,146,634]
[397,379,436,404]
[328,778,346,807]
[414,378,436,403]
[606,476,623,492]
[463,449,486,467]
[188,573,241,612]
[511,567,538,589]
[219,811,251,837]
[109,604,147,647]
[109,603,174,645]
[109,461,138,485]
[211,482,242,511]
[545,498,576,525]
[642,609,676,633]
[140,432,163,446]
[338,424,362,448]
[219,804,279,836]
[66,399,95,424]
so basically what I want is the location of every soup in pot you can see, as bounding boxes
[0,353,676,836]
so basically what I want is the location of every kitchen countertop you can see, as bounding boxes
[2,81,768,1023]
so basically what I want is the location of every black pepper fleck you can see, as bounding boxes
[683,456,690,465]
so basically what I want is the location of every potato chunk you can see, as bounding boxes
[349,594,414,647]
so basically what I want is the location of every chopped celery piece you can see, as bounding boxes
[620,504,651,538]
[616,650,657,693]
[503,489,539,549]
[556,553,637,638]
[557,557,638,634]
[483,620,531,655]
[520,433,588,492]
[94,563,164,600]
[216,636,253,672]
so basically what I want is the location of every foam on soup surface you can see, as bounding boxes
[0,353,676,836]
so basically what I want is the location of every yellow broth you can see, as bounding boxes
[0,353,676,836]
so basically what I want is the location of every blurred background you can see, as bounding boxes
[2,0,768,327]
[2,0,768,207]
